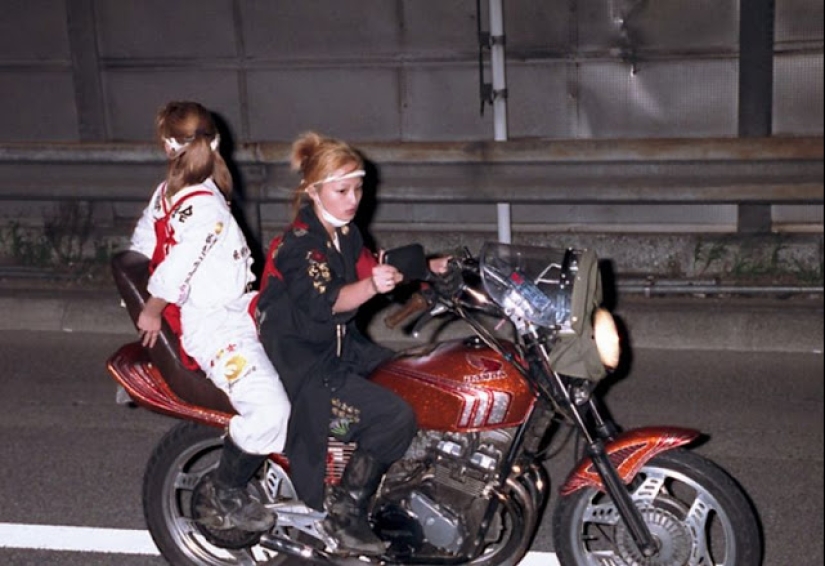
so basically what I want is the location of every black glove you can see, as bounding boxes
[432,258,464,296]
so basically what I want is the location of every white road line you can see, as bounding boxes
[0,523,560,564]
[0,523,158,554]
[521,551,562,565]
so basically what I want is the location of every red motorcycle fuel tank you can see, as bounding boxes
[371,338,536,432]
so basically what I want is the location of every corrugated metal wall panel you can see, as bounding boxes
[507,62,574,139]
[0,0,70,60]
[578,0,739,52]
[247,68,402,141]
[577,59,739,138]
[402,65,493,141]
[773,53,824,135]
[505,0,570,53]
[95,0,238,59]
[775,0,824,44]
[0,72,79,142]
[0,0,821,142]
[241,0,402,60]
[102,69,243,141]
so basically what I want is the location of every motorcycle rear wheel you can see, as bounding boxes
[143,421,291,565]
[552,449,762,566]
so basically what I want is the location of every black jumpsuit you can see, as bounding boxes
[256,205,417,511]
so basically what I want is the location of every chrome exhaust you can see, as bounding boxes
[260,534,382,565]
[259,534,337,564]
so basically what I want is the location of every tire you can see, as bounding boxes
[143,421,296,565]
[552,449,763,566]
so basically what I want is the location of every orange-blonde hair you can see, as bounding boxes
[289,131,364,219]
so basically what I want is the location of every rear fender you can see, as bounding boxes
[107,341,232,429]
[560,426,700,496]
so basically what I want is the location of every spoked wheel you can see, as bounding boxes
[142,421,298,565]
[552,449,762,566]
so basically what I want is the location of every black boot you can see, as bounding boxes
[197,436,275,532]
[323,450,388,556]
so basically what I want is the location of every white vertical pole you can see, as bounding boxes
[489,0,511,243]
[490,0,508,143]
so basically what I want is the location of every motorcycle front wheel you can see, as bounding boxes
[143,421,294,566]
[552,449,762,566]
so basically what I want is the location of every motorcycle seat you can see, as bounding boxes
[111,250,235,415]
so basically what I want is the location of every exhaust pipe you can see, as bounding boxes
[260,534,381,565]
[260,534,336,564]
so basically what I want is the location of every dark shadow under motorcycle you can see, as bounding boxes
[107,242,763,565]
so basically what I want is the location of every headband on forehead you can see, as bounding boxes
[313,169,366,186]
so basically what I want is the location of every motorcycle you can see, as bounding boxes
[107,242,763,566]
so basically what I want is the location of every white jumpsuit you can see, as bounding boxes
[130,179,290,455]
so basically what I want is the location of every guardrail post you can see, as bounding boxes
[737,204,773,233]
[66,0,106,140]
[737,0,775,233]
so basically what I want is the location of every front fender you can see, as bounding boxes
[559,426,700,496]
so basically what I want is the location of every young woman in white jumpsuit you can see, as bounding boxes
[131,101,290,533]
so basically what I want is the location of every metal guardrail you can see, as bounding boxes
[1,137,822,204]
[0,137,822,245]
[1,138,822,296]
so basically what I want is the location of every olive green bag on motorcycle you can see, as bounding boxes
[546,249,609,382]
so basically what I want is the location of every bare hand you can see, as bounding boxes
[137,308,163,348]
[371,264,403,294]
[428,256,452,275]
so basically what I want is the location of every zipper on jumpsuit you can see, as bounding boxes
[331,229,347,359]
[336,324,346,358]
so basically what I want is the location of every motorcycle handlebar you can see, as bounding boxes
[382,251,492,333]
[384,291,430,330]
[432,256,472,296]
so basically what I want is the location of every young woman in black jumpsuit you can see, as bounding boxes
[256,132,446,555]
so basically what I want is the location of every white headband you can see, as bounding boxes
[164,134,220,153]
[312,169,366,186]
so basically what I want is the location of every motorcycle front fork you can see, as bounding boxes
[556,376,659,557]
[529,337,659,558]
[585,438,658,557]
[587,397,619,441]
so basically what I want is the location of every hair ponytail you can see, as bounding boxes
[156,101,230,200]
[212,152,233,199]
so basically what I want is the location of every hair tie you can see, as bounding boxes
[164,137,190,153]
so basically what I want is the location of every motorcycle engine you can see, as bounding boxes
[376,428,516,556]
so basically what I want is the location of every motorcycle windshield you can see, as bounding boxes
[479,242,581,331]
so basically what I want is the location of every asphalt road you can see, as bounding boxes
[0,329,822,565]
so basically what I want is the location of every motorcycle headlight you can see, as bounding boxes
[593,308,621,369]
